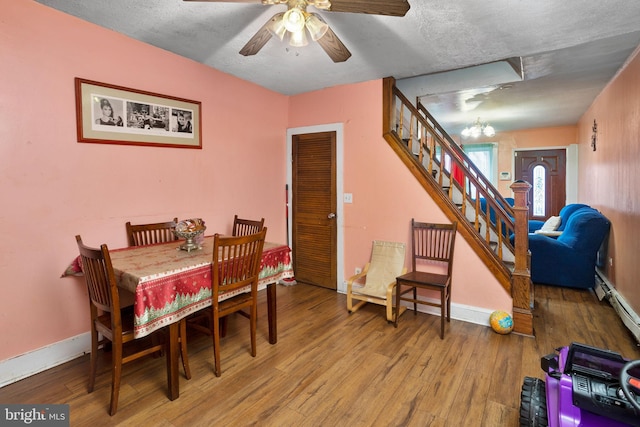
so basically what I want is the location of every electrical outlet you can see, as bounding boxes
[344,193,353,203]
[355,267,362,275]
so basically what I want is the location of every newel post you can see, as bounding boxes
[510,180,534,336]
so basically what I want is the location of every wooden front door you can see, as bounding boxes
[292,131,337,290]
[514,149,566,220]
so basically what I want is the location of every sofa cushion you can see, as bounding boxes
[540,215,561,231]
[557,208,609,251]
[528,203,590,233]
[534,215,562,236]
[557,203,590,231]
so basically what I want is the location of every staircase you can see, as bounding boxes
[382,77,534,336]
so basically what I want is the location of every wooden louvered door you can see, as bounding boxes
[292,131,337,290]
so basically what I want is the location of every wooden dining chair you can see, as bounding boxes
[125,218,179,247]
[394,220,458,339]
[188,228,267,376]
[231,215,265,237]
[124,217,191,380]
[76,235,167,416]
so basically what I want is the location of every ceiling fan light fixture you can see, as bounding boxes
[306,13,329,41]
[267,13,287,40]
[288,28,309,47]
[283,7,306,33]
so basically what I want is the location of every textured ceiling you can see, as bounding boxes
[35,0,640,134]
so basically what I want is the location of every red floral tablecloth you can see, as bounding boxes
[71,237,292,338]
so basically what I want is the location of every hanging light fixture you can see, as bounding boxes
[305,13,329,41]
[283,7,306,33]
[267,4,329,47]
[289,27,309,47]
[461,117,496,138]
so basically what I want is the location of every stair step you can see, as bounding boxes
[503,260,515,272]
[466,219,481,233]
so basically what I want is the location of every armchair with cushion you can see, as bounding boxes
[529,206,610,289]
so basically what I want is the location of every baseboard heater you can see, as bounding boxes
[595,270,640,344]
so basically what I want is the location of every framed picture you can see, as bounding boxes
[75,78,201,149]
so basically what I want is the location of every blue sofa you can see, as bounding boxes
[529,206,610,289]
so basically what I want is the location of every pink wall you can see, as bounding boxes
[577,46,640,313]
[288,82,512,313]
[0,2,288,361]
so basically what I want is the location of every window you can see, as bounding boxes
[463,143,498,199]
[533,165,546,216]
[463,143,497,185]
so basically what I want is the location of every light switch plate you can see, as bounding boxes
[344,193,353,203]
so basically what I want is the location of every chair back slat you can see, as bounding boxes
[126,218,178,247]
[213,229,267,296]
[411,220,457,274]
[231,215,265,237]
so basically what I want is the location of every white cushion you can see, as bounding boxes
[534,229,562,236]
[540,215,561,231]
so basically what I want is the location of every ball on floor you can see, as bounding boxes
[490,310,513,334]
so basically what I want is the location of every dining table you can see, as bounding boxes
[108,236,294,400]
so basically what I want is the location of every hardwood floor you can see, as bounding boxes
[1,283,638,426]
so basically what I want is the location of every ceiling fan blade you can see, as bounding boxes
[239,27,272,57]
[327,0,410,16]
[239,12,284,56]
[316,26,351,63]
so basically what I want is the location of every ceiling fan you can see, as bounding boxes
[183,0,411,62]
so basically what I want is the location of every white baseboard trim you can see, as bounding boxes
[0,333,90,388]
[595,270,640,344]
[410,299,495,327]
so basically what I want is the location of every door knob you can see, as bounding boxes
[327,213,336,219]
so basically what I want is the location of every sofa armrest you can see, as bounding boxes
[529,233,575,259]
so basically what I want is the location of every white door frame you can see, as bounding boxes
[286,123,345,293]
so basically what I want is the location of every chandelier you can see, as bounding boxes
[266,3,330,48]
[461,117,496,138]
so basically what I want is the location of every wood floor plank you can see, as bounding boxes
[1,282,638,426]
